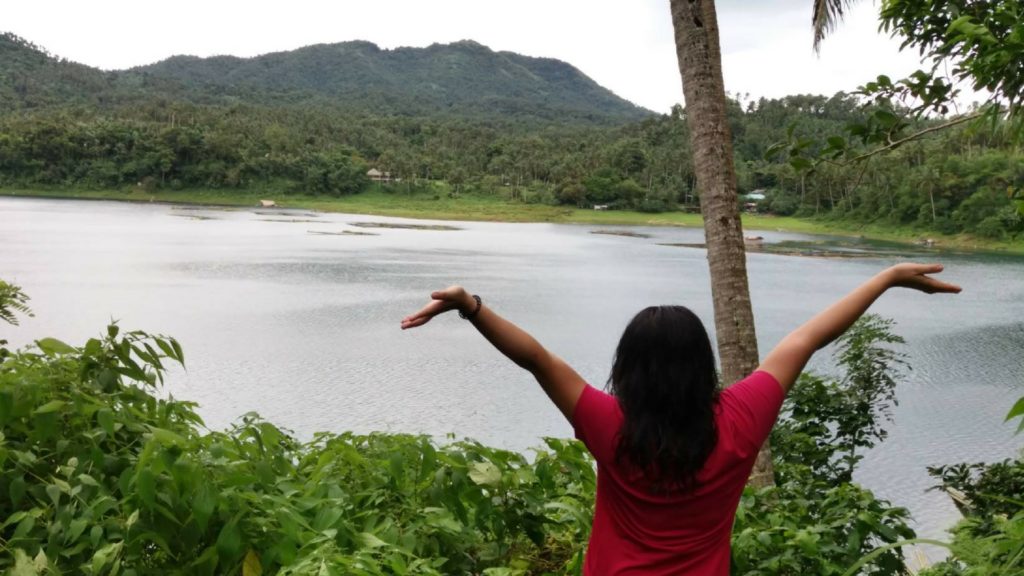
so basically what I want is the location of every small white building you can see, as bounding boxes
[367,168,392,183]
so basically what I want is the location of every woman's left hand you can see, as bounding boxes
[400,286,472,329]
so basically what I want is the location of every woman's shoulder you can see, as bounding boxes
[572,385,624,464]
[715,371,786,457]
[575,384,621,416]
[719,371,784,406]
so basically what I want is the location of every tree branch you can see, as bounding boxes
[847,112,984,164]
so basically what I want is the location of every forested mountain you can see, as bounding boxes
[0,33,650,124]
[0,33,114,109]
[1,32,1021,242]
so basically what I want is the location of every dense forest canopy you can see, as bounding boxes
[1,31,1021,240]
[0,32,650,125]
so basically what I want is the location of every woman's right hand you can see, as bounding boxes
[761,263,961,394]
[883,263,962,294]
[400,286,474,330]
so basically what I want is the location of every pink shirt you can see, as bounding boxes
[572,371,784,575]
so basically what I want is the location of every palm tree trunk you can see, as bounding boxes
[669,0,773,487]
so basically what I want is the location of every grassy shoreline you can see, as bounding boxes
[4,187,1022,254]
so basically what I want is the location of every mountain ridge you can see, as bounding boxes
[0,32,653,125]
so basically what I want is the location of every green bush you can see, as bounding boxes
[975,216,1008,239]
[0,291,922,575]
[768,192,800,216]
[734,315,916,575]
[0,326,594,575]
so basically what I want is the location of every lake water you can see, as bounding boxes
[2,196,1023,549]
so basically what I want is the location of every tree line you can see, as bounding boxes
[0,93,1020,238]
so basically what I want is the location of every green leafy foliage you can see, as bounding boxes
[764,0,1024,242]
[0,280,33,326]
[0,323,594,574]
[0,299,961,575]
[1007,396,1024,433]
[879,0,1024,118]
[772,315,906,484]
[732,315,917,575]
[929,459,1024,523]
[0,280,34,362]
[733,482,914,575]
[2,26,1023,228]
[814,0,1024,157]
[919,459,1024,575]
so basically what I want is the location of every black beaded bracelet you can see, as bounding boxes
[459,294,482,320]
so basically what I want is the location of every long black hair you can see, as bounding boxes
[607,305,720,492]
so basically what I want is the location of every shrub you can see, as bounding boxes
[0,326,595,575]
[738,315,916,575]
[0,292,920,575]
[919,459,1024,576]
[975,215,1008,239]
[769,192,799,216]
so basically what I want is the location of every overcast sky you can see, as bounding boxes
[6,0,938,113]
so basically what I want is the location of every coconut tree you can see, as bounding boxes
[667,0,869,489]
[812,0,858,52]
[668,0,773,486]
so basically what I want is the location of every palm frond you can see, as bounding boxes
[812,0,858,53]
[0,281,33,326]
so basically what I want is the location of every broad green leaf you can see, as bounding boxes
[193,484,217,530]
[789,157,812,172]
[32,550,49,572]
[1005,396,1024,434]
[90,542,123,574]
[216,519,243,558]
[4,510,27,528]
[873,109,898,127]
[9,476,26,506]
[136,468,156,507]
[468,461,501,487]
[312,507,343,531]
[97,409,115,436]
[1006,396,1024,419]
[34,400,67,414]
[841,538,949,576]
[66,518,89,543]
[357,532,389,549]
[148,427,187,446]
[422,508,463,533]
[171,338,184,365]
[243,549,263,576]
[46,484,61,507]
[10,550,38,576]
[155,338,176,359]
[13,514,35,538]
[36,337,76,356]
[482,569,525,576]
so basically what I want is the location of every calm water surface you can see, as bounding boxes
[2,196,1023,546]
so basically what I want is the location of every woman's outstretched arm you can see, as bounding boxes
[401,286,586,422]
[758,263,962,394]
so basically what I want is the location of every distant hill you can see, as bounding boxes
[0,32,114,108]
[0,33,652,125]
